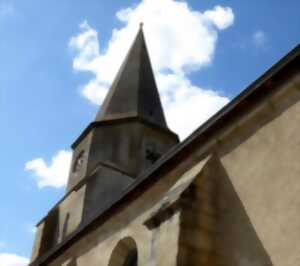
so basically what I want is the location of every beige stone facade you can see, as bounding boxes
[29,26,300,266]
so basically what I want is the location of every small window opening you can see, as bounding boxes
[108,237,138,266]
[72,151,85,173]
[146,148,161,163]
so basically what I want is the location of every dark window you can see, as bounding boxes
[123,249,137,266]
[38,208,59,256]
[108,237,138,266]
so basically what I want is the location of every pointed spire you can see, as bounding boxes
[95,26,168,129]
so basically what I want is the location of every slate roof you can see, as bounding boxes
[95,25,168,130]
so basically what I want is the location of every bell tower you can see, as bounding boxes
[32,27,179,263]
[67,25,178,192]
[30,25,179,263]
[66,25,179,219]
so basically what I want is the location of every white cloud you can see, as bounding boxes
[0,253,29,266]
[69,0,234,139]
[203,5,234,30]
[157,73,229,138]
[25,150,72,189]
[253,30,267,48]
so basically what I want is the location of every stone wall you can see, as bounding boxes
[39,73,300,265]
[219,74,300,266]
[46,158,210,266]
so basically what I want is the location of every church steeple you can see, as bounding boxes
[30,26,180,261]
[66,25,179,192]
[95,26,168,129]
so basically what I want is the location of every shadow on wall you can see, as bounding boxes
[38,208,59,257]
[177,156,274,266]
[216,157,273,265]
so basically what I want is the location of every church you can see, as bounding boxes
[29,25,300,266]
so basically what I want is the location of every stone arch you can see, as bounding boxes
[108,237,138,266]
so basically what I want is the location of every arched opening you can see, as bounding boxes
[108,237,138,266]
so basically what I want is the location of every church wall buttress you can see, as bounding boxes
[177,161,219,266]
[57,186,86,242]
[44,157,211,266]
[31,185,86,261]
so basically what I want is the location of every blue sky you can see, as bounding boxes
[0,0,299,265]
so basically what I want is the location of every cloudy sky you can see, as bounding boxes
[0,0,299,265]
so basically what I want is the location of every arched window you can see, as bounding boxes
[108,237,138,266]
[123,249,137,266]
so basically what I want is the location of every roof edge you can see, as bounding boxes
[71,116,179,149]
